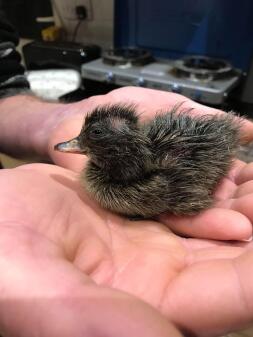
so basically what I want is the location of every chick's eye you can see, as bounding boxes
[90,128,103,136]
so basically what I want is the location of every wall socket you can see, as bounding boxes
[53,0,93,21]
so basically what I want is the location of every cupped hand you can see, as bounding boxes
[0,164,182,337]
[48,87,253,242]
[0,163,253,337]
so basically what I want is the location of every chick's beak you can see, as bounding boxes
[54,137,86,154]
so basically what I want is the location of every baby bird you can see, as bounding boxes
[54,104,241,218]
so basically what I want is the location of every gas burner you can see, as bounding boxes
[82,55,241,105]
[172,56,235,82]
[102,48,154,67]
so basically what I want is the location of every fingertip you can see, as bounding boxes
[223,210,253,241]
[159,209,252,241]
[241,236,253,242]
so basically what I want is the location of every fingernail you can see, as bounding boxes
[241,235,253,242]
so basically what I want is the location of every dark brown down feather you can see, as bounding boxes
[57,104,241,218]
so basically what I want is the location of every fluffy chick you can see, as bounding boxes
[54,104,241,218]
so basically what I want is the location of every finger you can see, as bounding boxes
[0,225,182,337]
[235,162,253,185]
[214,177,237,201]
[234,181,253,198]
[159,208,252,241]
[213,160,246,200]
[225,159,246,182]
[181,237,252,251]
[223,194,253,228]
[162,250,253,336]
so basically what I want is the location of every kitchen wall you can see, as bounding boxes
[52,0,114,48]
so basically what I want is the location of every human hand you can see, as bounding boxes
[0,164,182,337]
[0,163,253,337]
[48,87,253,242]
[1,87,252,160]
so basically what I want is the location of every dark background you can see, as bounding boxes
[1,0,53,39]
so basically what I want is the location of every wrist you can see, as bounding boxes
[0,95,69,159]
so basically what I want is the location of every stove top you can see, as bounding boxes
[81,49,241,105]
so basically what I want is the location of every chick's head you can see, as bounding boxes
[55,105,150,171]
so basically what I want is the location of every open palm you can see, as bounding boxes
[0,162,253,337]
[1,87,253,336]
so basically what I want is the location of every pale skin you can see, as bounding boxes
[0,87,253,336]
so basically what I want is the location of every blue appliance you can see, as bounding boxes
[114,0,253,71]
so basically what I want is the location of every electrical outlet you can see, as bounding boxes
[54,0,93,21]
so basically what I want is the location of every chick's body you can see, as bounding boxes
[72,105,240,218]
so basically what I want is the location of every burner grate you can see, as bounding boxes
[172,56,236,82]
[102,48,154,66]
